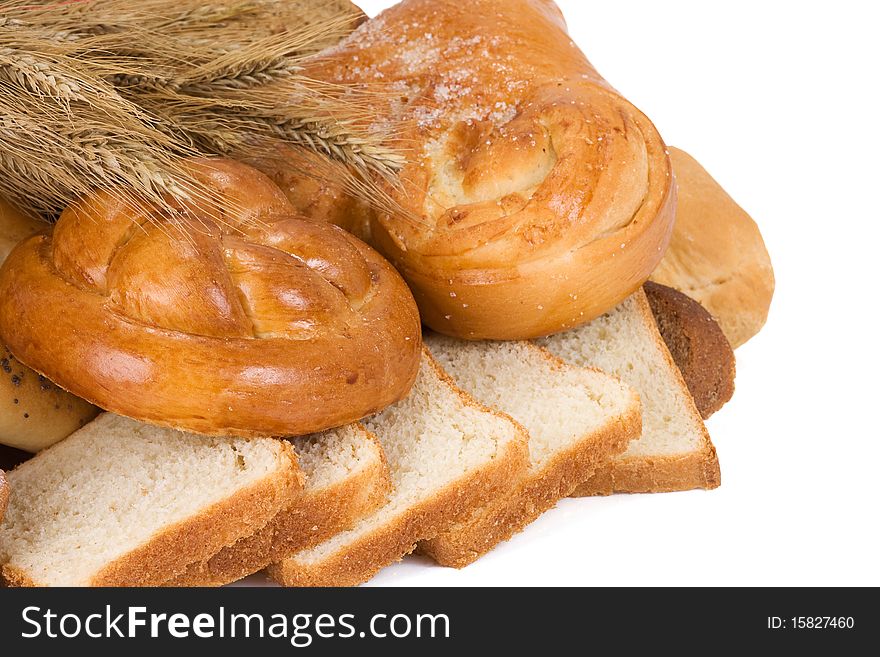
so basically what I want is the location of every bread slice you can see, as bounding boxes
[645,281,735,419]
[418,337,640,567]
[167,423,391,586]
[268,350,529,587]
[537,289,720,495]
[0,469,7,525]
[0,413,301,587]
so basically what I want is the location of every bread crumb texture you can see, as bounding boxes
[0,414,293,586]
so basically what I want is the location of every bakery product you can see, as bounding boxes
[167,423,391,586]
[0,413,301,587]
[537,290,720,495]
[268,350,529,586]
[0,196,98,452]
[645,281,735,419]
[0,469,7,526]
[418,336,640,567]
[0,345,99,452]
[652,147,774,348]
[283,0,675,340]
[0,158,422,437]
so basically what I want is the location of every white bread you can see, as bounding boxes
[651,147,774,348]
[0,413,301,587]
[419,336,640,567]
[537,289,720,495]
[168,424,391,586]
[268,350,529,586]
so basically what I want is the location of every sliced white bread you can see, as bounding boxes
[0,413,300,587]
[418,337,640,568]
[268,349,529,587]
[168,423,391,586]
[537,289,721,495]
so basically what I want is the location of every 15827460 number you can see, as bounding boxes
[790,617,855,629]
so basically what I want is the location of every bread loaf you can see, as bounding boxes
[0,414,301,587]
[418,336,640,567]
[168,423,391,586]
[0,346,99,452]
[0,197,99,452]
[651,147,774,347]
[269,350,529,586]
[0,159,422,438]
[281,0,675,340]
[538,290,720,494]
[645,282,735,419]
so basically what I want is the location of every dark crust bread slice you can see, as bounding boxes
[645,281,735,419]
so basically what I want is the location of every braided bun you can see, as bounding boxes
[0,160,421,437]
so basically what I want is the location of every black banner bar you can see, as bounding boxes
[0,587,873,654]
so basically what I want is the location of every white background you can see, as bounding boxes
[255,0,880,586]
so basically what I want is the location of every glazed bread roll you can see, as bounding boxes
[0,159,422,438]
[652,148,774,348]
[292,0,675,340]
[0,197,99,452]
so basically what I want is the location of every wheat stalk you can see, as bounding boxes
[0,0,403,223]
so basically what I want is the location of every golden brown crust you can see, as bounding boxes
[0,199,99,452]
[571,446,721,496]
[0,159,422,437]
[419,397,641,568]
[652,147,774,348]
[268,351,531,587]
[645,281,735,419]
[268,437,526,587]
[0,469,7,526]
[166,428,391,587]
[0,442,303,587]
[0,345,98,452]
[289,0,675,340]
